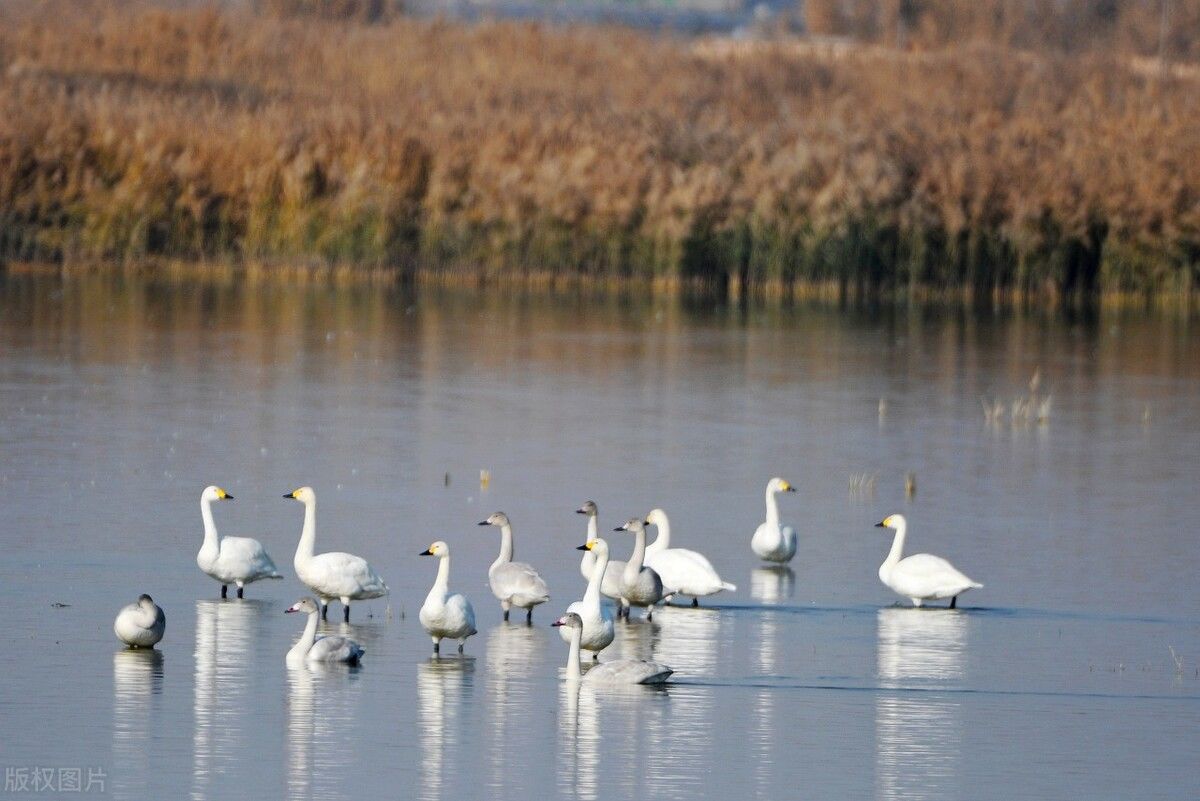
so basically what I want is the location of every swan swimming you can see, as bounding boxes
[553,613,672,685]
[576,501,629,615]
[114,594,166,648]
[644,508,736,606]
[875,514,982,608]
[614,518,667,621]
[751,477,798,563]
[285,487,389,623]
[196,485,282,598]
[419,541,477,654]
[478,512,550,623]
[562,538,616,658]
[284,597,365,665]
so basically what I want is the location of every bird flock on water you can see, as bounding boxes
[115,478,982,686]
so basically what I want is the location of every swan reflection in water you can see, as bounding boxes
[613,614,661,663]
[192,600,268,801]
[113,649,164,799]
[485,624,543,793]
[750,566,795,606]
[418,656,476,801]
[557,679,602,801]
[286,662,362,801]
[875,608,968,801]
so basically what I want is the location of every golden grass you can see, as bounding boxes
[0,1,1197,300]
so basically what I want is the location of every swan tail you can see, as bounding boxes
[267,573,284,580]
[970,581,984,589]
[720,581,737,592]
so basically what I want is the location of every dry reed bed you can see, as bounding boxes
[0,3,1197,297]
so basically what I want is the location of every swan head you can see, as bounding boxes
[576,537,608,555]
[576,500,597,517]
[645,508,668,527]
[202,485,234,502]
[614,517,648,533]
[551,612,584,630]
[285,597,319,614]
[284,487,315,503]
[420,541,450,558]
[875,514,905,530]
[137,594,156,608]
[768,477,796,494]
[478,511,510,528]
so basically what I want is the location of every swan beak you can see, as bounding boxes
[785,487,797,493]
[419,548,433,556]
[575,543,590,551]
[477,520,489,526]
[224,493,235,501]
[551,620,564,627]
[613,526,625,532]
[284,606,297,613]
[283,492,295,499]
[575,508,587,515]
[874,521,887,528]
[643,519,650,526]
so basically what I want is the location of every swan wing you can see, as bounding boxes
[219,537,282,580]
[489,561,550,605]
[585,660,673,685]
[445,592,477,637]
[646,548,732,596]
[306,552,389,598]
[309,635,364,663]
[599,559,627,600]
[891,553,981,598]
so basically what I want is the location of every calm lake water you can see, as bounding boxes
[1,270,1198,800]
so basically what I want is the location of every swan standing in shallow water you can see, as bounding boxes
[576,501,629,616]
[644,508,736,606]
[284,597,364,665]
[562,539,616,658]
[875,514,982,608]
[419,541,477,654]
[751,477,798,563]
[114,594,165,648]
[284,487,389,623]
[478,512,550,623]
[196,485,282,598]
[614,518,667,621]
[553,613,672,685]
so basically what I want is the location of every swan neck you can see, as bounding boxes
[651,516,670,549]
[294,498,316,565]
[586,515,597,541]
[289,610,319,659]
[625,527,646,582]
[765,488,780,526]
[433,555,451,593]
[583,547,608,606]
[200,497,219,550]
[883,523,907,569]
[566,627,582,682]
[495,525,514,566]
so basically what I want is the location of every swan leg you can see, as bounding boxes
[433,638,440,654]
[457,641,465,654]
[503,609,509,622]
[237,586,244,599]
[343,605,350,623]
[321,603,329,621]
[646,607,654,622]
[692,597,699,608]
[950,595,957,610]
[525,608,533,625]
[221,585,227,599]
[592,651,599,661]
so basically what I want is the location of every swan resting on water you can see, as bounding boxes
[114,594,165,648]
[751,477,798,563]
[562,538,616,658]
[553,612,672,685]
[644,508,735,606]
[419,541,477,654]
[479,512,550,623]
[875,514,982,608]
[196,485,282,598]
[284,597,364,665]
[285,487,389,623]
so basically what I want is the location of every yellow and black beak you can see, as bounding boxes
[874,520,888,528]
[218,489,234,501]
[575,543,590,551]
[283,491,296,499]
[419,548,434,556]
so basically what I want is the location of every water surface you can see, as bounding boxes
[1,272,1198,800]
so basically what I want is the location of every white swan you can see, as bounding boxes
[196,485,282,598]
[875,514,982,608]
[576,501,629,615]
[614,518,667,621]
[285,487,389,623]
[644,508,736,606]
[553,613,672,685]
[114,594,165,648]
[478,512,550,623]
[419,541,477,654]
[284,597,365,665]
[562,538,616,658]
[751,477,798,563]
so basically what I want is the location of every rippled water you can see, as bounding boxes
[1,271,1198,800]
